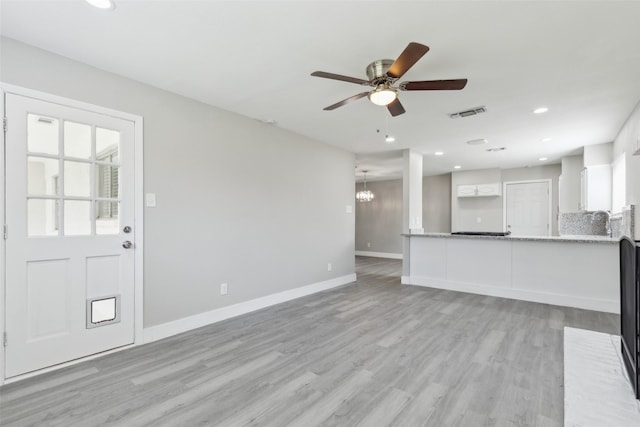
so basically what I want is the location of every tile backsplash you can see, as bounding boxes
[610,205,635,239]
[559,205,635,238]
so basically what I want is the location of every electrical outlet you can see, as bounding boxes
[220,283,228,295]
[327,263,332,272]
[367,242,371,248]
[476,217,482,224]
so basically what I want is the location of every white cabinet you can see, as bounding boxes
[457,185,478,197]
[477,183,501,196]
[457,183,501,198]
[580,165,611,211]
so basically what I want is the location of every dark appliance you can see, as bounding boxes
[620,237,640,399]
[451,231,511,237]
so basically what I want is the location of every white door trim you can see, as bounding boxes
[0,82,144,385]
[502,179,552,236]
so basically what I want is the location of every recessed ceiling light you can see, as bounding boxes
[466,138,488,145]
[541,137,552,142]
[385,135,395,143]
[85,0,115,10]
[533,107,549,114]
[539,157,548,161]
[453,165,461,169]
[434,151,444,156]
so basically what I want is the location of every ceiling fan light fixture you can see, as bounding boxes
[368,86,397,106]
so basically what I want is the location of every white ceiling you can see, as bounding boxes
[2,0,640,181]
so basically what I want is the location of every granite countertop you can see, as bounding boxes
[403,232,619,244]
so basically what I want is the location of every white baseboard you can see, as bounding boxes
[143,273,357,343]
[404,276,619,314]
[355,251,403,260]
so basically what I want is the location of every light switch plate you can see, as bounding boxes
[146,193,157,207]
[346,205,353,214]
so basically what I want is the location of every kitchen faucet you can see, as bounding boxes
[590,210,612,237]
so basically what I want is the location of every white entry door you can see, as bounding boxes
[505,181,550,236]
[4,93,136,378]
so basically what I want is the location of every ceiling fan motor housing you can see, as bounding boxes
[366,59,395,82]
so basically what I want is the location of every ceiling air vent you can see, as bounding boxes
[449,106,487,119]
[486,147,506,152]
[466,138,488,145]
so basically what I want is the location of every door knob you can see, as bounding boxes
[122,240,133,249]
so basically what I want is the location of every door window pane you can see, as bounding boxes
[27,114,59,155]
[64,161,91,197]
[64,200,91,236]
[64,121,92,159]
[96,201,119,235]
[28,157,59,196]
[96,164,119,199]
[96,128,119,163]
[28,199,58,236]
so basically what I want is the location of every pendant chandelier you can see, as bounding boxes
[356,171,375,203]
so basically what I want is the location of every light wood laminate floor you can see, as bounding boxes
[0,256,619,426]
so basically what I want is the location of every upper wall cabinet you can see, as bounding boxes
[580,165,611,211]
[457,183,501,198]
[457,184,477,197]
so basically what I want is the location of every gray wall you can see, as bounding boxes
[423,173,452,233]
[1,37,355,328]
[355,174,451,254]
[584,142,613,166]
[355,180,403,254]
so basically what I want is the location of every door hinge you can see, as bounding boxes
[3,332,7,347]
[3,224,7,240]
[3,117,7,133]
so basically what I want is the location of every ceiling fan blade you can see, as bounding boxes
[386,42,430,79]
[311,71,369,85]
[400,79,468,91]
[387,98,406,117]
[323,92,369,111]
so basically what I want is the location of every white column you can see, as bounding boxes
[402,149,423,234]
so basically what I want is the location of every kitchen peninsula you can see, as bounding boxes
[402,233,619,313]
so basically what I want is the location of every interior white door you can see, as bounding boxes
[4,93,135,378]
[505,181,550,236]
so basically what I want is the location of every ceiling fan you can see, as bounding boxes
[311,42,467,117]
